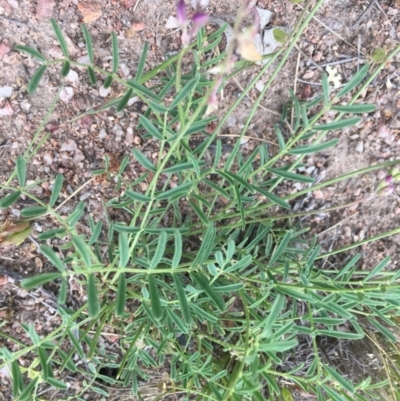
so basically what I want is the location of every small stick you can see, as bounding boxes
[352,0,377,28]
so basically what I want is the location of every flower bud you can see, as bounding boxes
[177,0,187,26]
[377,184,394,196]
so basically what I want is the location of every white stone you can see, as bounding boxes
[0,85,12,98]
[60,139,78,151]
[99,85,111,97]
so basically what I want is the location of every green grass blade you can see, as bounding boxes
[139,115,163,140]
[270,231,292,265]
[332,104,376,113]
[50,19,69,58]
[103,75,113,89]
[289,139,339,154]
[66,201,85,226]
[118,232,129,268]
[38,347,49,380]
[11,360,23,397]
[172,229,182,269]
[267,167,314,183]
[322,73,330,105]
[192,224,215,266]
[58,278,67,304]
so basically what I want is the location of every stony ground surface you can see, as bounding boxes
[0,0,400,400]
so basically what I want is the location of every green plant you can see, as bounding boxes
[2,1,400,400]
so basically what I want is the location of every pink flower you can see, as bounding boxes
[177,0,187,26]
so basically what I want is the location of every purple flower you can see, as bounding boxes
[177,0,187,26]
[377,184,395,197]
[176,0,209,47]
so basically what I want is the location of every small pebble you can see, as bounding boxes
[0,85,12,98]
[60,139,78,151]
[356,141,364,153]
[343,226,351,237]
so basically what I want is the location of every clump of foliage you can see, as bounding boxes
[1,1,400,400]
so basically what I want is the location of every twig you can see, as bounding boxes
[352,0,377,28]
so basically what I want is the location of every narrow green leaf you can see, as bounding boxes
[11,360,23,397]
[148,275,162,320]
[72,235,91,267]
[46,377,68,389]
[365,256,390,281]
[139,115,163,140]
[191,272,225,311]
[58,278,67,304]
[270,231,292,265]
[38,228,66,240]
[20,206,47,218]
[172,230,182,269]
[117,88,133,112]
[0,191,21,208]
[188,199,208,225]
[81,24,94,64]
[190,302,218,324]
[258,339,298,352]
[170,78,197,109]
[60,60,70,77]
[150,231,167,269]
[337,63,369,98]
[155,181,193,200]
[15,45,46,62]
[261,294,285,338]
[324,364,354,393]
[289,139,339,154]
[192,224,215,266]
[316,329,363,340]
[50,19,69,58]
[267,167,314,183]
[19,377,38,401]
[49,174,64,206]
[367,317,396,342]
[332,104,376,114]
[253,186,290,209]
[313,317,346,325]
[135,41,148,80]
[88,221,102,246]
[111,32,119,73]
[16,156,26,187]
[115,273,126,317]
[125,189,151,203]
[321,384,348,401]
[314,117,361,131]
[148,101,168,113]
[166,307,188,334]
[21,272,62,290]
[127,79,160,101]
[66,329,84,359]
[213,283,244,292]
[103,75,113,89]
[87,66,96,85]
[92,386,109,397]
[66,201,85,226]
[119,232,129,268]
[132,148,156,172]
[164,161,205,174]
[275,124,286,151]
[38,346,49,380]
[322,73,330,105]
[218,170,254,192]
[28,65,47,94]
[40,245,65,272]
[87,273,99,318]
[172,274,191,325]
[225,255,252,273]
